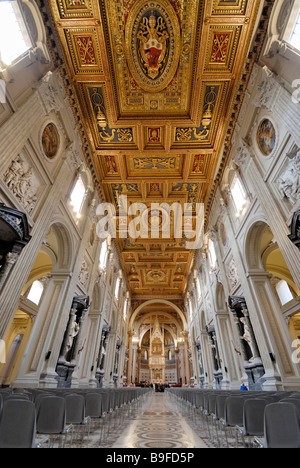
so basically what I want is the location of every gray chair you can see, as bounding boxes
[0,399,37,448]
[213,394,231,447]
[280,398,300,421]
[258,403,300,448]
[36,395,72,448]
[221,397,245,447]
[65,393,90,446]
[84,392,105,444]
[5,393,31,401]
[237,398,268,448]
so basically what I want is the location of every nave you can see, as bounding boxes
[110,390,209,449]
[1,386,300,449]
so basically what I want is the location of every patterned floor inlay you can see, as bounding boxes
[110,392,210,449]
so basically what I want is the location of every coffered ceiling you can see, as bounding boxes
[48,0,261,300]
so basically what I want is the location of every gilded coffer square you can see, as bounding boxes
[64,29,103,74]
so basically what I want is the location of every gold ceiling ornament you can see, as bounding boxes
[125,0,181,93]
[96,108,107,129]
[90,87,108,129]
[46,0,267,299]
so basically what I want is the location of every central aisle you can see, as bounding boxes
[111,391,210,449]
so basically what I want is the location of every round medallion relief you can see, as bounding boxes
[41,123,60,159]
[125,0,180,92]
[257,118,276,157]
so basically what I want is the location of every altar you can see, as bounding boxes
[149,318,166,384]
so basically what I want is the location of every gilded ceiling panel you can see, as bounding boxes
[48,0,261,299]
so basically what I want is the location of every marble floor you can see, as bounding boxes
[109,391,210,449]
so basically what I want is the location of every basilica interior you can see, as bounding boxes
[0,0,300,449]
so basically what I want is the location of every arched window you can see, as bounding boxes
[187,293,193,320]
[123,297,128,321]
[230,175,248,217]
[289,10,300,49]
[70,175,86,218]
[114,275,121,300]
[196,277,202,302]
[282,0,300,51]
[208,239,217,268]
[0,1,32,67]
[276,280,294,306]
[27,280,44,305]
[99,240,108,271]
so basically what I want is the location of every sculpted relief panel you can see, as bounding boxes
[277,148,300,207]
[3,152,41,216]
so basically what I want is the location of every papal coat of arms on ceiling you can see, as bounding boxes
[125,0,180,92]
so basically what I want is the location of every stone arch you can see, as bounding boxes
[139,324,177,347]
[244,219,269,271]
[244,218,299,294]
[243,218,300,383]
[134,311,183,337]
[129,299,188,331]
[47,220,74,271]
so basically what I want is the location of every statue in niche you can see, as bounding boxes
[66,315,80,354]
[240,317,255,362]
[278,150,300,205]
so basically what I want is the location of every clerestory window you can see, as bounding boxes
[99,240,108,271]
[0,1,32,67]
[70,176,86,219]
[230,176,248,218]
[289,10,300,50]
[27,280,44,305]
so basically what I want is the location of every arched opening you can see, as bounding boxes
[126,300,189,387]
[247,222,300,341]
[138,325,177,386]
[214,282,241,389]
[245,220,300,387]
[0,248,52,386]
[6,221,74,388]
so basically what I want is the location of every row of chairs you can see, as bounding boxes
[166,388,300,448]
[0,387,151,448]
